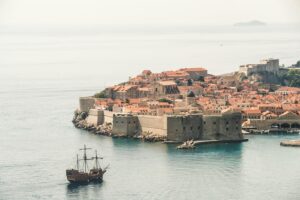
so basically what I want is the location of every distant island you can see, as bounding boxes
[234,20,266,27]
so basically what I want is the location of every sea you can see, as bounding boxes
[0,24,300,200]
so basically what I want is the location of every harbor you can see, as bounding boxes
[243,129,300,135]
[1,3,300,198]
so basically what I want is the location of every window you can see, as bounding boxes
[203,121,206,124]
[226,121,229,125]
[213,122,217,125]
[183,126,186,130]
[226,128,229,131]
[176,129,178,132]
[198,126,201,130]
[190,127,193,130]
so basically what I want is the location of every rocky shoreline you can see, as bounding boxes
[72,110,166,142]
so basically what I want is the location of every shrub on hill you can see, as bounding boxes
[283,69,300,87]
[94,91,107,98]
[158,98,173,104]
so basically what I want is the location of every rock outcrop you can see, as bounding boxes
[177,140,195,149]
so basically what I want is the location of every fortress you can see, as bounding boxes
[239,58,280,76]
[79,97,243,142]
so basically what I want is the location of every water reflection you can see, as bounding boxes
[66,181,105,199]
[111,137,143,148]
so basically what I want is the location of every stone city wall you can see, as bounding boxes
[166,115,202,142]
[202,115,221,140]
[112,114,139,136]
[83,108,243,142]
[218,112,242,140]
[137,115,167,137]
[103,110,114,124]
[86,109,104,126]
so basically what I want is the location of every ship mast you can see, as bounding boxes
[79,144,93,173]
[76,154,79,170]
[93,150,103,169]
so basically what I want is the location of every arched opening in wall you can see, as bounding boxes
[281,123,290,129]
[270,123,280,129]
[291,123,300,129]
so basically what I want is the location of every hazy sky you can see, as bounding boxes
[0,0,300,26]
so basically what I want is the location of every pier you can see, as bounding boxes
[280,140,300,147]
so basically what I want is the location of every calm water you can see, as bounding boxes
[1,25,300,200]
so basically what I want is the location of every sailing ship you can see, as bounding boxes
[66,145,107,184]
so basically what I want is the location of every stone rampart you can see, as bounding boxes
[112,114,139,136]
[166,114,202,142]
[203,112,242,140]
[137,115,167,136]
[79,97,95,112]
[219,112,242,140]
[86,109,104,126]
[104,110,114,124]
[82,107,243,142]
[202,115,221,140]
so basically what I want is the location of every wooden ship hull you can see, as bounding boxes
[66,169,106,183]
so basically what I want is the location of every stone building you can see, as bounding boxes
[275,87,300,95]
[162,71,190,80]
[103,85,139,101]
[152,81,180,98]
[179,68,208,80]
[243,111,300,130]
[239,58,280,76]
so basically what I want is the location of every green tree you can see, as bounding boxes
[187,79,193,86]
[197,76,205,82]
[286,69,300,87]
[158,98,173,104]
[94,91,107,98]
